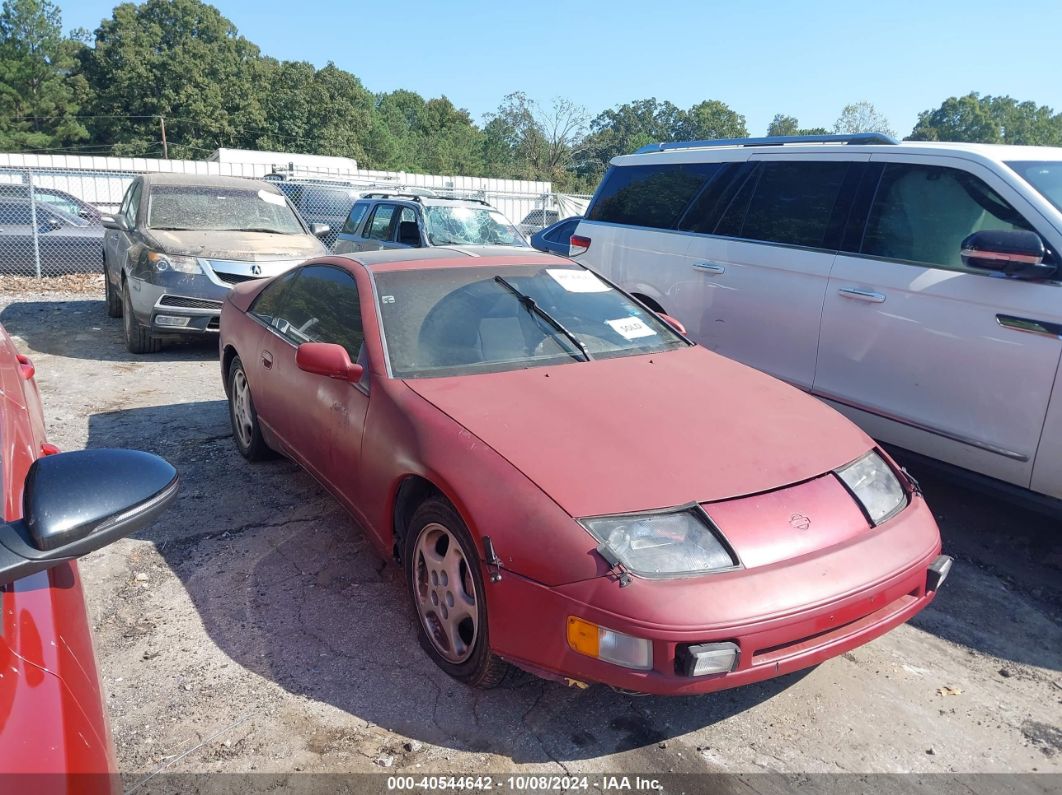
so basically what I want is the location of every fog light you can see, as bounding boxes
[927,555,953,591]
[155,315,190,327]
[676,641,739,677]
[567,616,652,670]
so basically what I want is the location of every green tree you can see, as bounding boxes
[767,114,799,136]
[482,92,587,187]
[908,92,1062,145]
[677,99,747,140]
[833,101,895,138]
[577,98,684,181]
[0,0,87,151]
[79,0,267,158]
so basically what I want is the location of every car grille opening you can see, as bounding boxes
[207,317,220,330]
[214,271,258,285]
[158,295,223,310]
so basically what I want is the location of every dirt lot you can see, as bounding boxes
[2,284,1060,787]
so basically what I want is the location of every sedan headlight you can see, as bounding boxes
[581,506,738,577]
[836,451,907,525]
[146,251,201,274]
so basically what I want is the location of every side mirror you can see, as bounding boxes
[0,449,178,586]
[39,216,63,232]
[100,214,126,231]
[960,230,1056,280]
[656,312,687,336]
[310,223,331,238]
[296,342,363,382]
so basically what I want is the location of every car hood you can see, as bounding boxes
[404,346,872,518]
[143,229,326,260]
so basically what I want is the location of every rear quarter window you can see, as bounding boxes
[586,162,724,230]
[342,202,370,235]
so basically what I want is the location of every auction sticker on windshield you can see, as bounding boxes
[606,316,657,340]
[547,268,609,293]
[258,189,287,206]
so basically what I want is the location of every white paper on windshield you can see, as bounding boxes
[547,268,609,293]
[258,189,286,206]
[606,316,657,340]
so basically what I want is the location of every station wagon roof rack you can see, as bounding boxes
[634,132,899,154]
[361,191,492,206]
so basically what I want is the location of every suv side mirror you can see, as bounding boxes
[310,223,330,238]
[0,449,178,586]
[296,342,364,382]
[100,214,126,231]
[38,216,63,232]
[960,230,1056,280]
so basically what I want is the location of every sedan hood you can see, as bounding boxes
[144,229,326,261]
[404,346,872,517]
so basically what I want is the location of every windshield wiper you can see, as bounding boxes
[217,227,292,234]
[493,275,592,362]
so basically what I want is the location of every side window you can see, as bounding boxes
[342,202,370,235]
[117,182,135,220]
[249,270,300,326]
[861,164,1032,270]
[126,181,143,227]
[264,265,364,360]
[543,218,579,244]
[0,202,34,225]
[714,161,851,248]
[586,162,724,229]
[394,206,419,244]
[365,204,397,241]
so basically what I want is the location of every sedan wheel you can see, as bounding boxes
[404,498,511,687]
[227,356,272,461]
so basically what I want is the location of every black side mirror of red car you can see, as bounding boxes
[296,342,364,382]
[0,449,178,586]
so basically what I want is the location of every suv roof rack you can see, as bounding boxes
[634,132,899,154]
[361,191,492,207]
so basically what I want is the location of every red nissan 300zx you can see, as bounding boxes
[219,249,951,694]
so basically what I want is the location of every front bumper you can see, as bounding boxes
[487,495,946,695]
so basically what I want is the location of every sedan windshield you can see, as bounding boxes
[1007,161,1062,213]
[423,206,526,246]
[147,186,305,234]
[374,265,688,378]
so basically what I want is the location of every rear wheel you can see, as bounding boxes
[404,498,510,688]
[104,259,122,318]
[122,280,161,354]
[227,356,272,461]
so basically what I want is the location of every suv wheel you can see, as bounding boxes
[122,280,161,354]
[104,260,122,318]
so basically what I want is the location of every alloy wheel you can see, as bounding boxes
[231,368,255,450]
[413,522,479,663]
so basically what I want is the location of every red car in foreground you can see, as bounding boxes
[219,250,951,694]
[0,324,178,784]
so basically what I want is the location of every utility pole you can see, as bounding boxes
[160,115,169,159]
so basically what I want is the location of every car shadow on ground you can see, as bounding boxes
[0,299,218,362]
[86,400,1062,764]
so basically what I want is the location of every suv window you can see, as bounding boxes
[714,161,851,248]
[587,162,724,229]
[861,164,1032,269]
[127,180,143,227]
[256,265,364,359]
[366,204,397,240]
[342,201,370,235]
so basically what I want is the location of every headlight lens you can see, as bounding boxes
[836,451,907,525]
[146,251,201,274]
[581,507,737,577]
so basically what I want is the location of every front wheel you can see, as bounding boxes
[404,498,510,688]
[104,259,122,318]
[122,280,161,354]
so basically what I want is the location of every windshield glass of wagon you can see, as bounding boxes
[423,206,526,246]
[374,265,686,378]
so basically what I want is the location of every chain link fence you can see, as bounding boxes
[0,165,590,279]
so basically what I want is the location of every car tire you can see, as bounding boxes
[122,280,161,354]
[227,356,273,461]
[104,261,122,318]
[404,498,511,688]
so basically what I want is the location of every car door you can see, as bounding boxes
[250,265,369,493]
[814,157,1062,490]
[0,200,36,273]
[333,200,371,254]
[356,203,400,252]
[107,179,141,281]
[674,154,865,389]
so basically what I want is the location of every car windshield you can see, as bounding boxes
[374,264,687,378]
[147,185,305,234]
[423,206,526,246]
[1007,161,1062,213]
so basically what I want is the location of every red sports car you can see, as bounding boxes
[0,323,178,786]
[219,250,951,694]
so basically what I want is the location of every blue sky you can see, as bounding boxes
[61,0,1060,138]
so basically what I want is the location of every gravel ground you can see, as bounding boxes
[1,290,1059,789]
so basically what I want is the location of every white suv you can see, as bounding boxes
[574,133,1062,507]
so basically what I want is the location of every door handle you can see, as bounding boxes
[261,350,273,370]
[838,287,886,303]
[996,314,1062,339]
[692,261,726,274]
